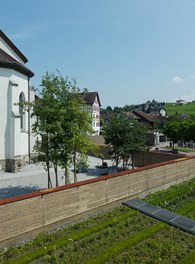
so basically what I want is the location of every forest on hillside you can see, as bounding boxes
[101,99,165,114]
[102,100,195,117]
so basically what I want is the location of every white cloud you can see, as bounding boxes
[172,76,184,84]
[189,75,195,80]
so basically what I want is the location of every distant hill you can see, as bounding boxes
[165,102,195,116]
[103,101,195,116]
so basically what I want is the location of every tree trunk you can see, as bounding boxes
[122,158,125,170]
[64,162,70,185]
[46,134,52,188]
[172,142,175,151]
[54,163,59,187]
[131,155,135,169]
[46,161,52,188]
[115,154,119,171]
[73,151,77,183]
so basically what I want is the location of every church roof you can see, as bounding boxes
[0,30,28,63]
[0,48,34,77]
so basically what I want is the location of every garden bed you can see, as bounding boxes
[0,177,195,264]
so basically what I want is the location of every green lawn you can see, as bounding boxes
[164,146,195,153]
[164,102,195,116]
[1,178,195,264]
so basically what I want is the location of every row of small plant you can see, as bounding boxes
[30,199,195,264]
[0,208,135,262]
[33,214,157,264]
[146,176,195,207]
[102,199,195,264]
[109,224,195,264]
[0,177,194,264]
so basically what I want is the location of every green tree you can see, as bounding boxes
[32,72,68,188]
[122,119,147,169]
[103,114,147,170]
[163,121,181,150]
[167,114,184,123]
[106,106,112,112]
[66,86,97,182]
[32,72,97,187]
[178,120,195,143]
[178,120,192,142]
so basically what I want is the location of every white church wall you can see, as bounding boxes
[0,68,12,160]
[0,68,31,171]
[30,89,37,154]
[0,30,34,172]
[11,71,29,157]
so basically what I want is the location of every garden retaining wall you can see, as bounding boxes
[0,156,195,247]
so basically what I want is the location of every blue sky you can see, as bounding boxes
[1,0,195,108]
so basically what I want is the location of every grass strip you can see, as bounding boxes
[177,199,195,217]
[84,222,166,264]
[179,250,195,264]
[5,210,136,264]
[86,201,195,264]
[163,146,195,153]
[4,178,195,263]
[10,193,194,264]
[146,178,195,206]
[85,199,195,264]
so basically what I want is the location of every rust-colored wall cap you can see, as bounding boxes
[0,156,192,206]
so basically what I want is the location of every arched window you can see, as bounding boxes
[19,92,26,130]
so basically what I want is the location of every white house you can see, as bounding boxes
[0,30,35,172]
[176,99,186,105]
[81,92,101,135]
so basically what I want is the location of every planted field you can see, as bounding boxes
[0,178,195,264]
[164,102,195,115]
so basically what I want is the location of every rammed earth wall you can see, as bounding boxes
[0,156,195,247]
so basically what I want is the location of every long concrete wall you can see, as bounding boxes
[0,156,195,247]
[134,151,185,167]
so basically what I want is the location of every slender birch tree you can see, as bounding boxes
[31,72,97,187]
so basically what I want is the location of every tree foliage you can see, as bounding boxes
[103,114,147,169]
[163,120,195,150]
[31,72,96,187]
[163,121,181,150]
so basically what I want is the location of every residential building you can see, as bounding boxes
[126,110,167,145]
[81,92,101,135]
[176,99,186,105]
[0,30,35,172]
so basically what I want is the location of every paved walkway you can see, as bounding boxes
[1,146,194,200]
[0,156,118,200]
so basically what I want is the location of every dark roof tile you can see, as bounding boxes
[0,48,34,77]
[80,92,101,106]
[0,30,28,63]
[132,110,155,123]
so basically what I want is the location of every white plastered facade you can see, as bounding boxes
[0,33,35,172]
[91,96,101,135]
